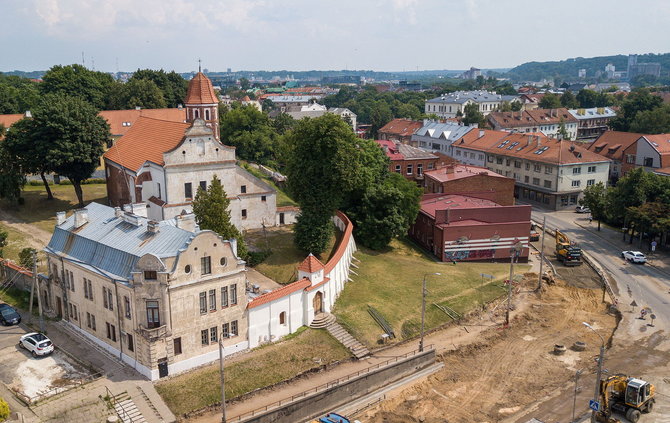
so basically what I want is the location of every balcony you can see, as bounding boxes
[138,324,169,341]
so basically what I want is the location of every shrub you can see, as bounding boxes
[0,397,10,422]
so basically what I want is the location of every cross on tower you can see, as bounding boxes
[198,58,202,73]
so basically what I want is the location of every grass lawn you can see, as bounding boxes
[240,163,297,208]
[0,183,108,234]
[332,237,530,348]
[155,328,350,417]
[246,225,339,284]
[0,286,34,310]
[0,223,29,264]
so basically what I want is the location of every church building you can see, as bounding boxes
[103,71,278,230]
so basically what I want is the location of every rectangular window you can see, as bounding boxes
[417,163,423,176]
[456,150,461,156]
[514,161,521,168]
[506,159,511,166]
[86,312,91,328]
[69,271,74,291]
[261,195,267,202]
[88,280,93,300]
[184,182,193,200]
[525,163,530,170]
[394,164,401,173]
[533,178,540,185]
[84,279,89,299]
[572,180,581,187]
[103,287,107,308]
[626,155,635,164]
[110,324,117,342]
[241,185,247,194]
[241,209,247,219]
[106,322,111,339]
[201,329,209,346]
[199,181,207,191]
[144,271,157,280]
[221,286,229,307]
[209,289,216,312]
[127,334,134,352]
[72,304,78,320]
[644,157,653,167]
[91,314,96,331]
[587,179,595,186]
[544,180,552,189]
[174,337,182,355]
[157,182,161,199]
[210,326,218,343]
[496,157,503,165]
[479,154,484,161]
[146,300,160,329]
[545,166,553,174]
[222,323,230,338]
[487,156,494,163]
[201,256,211,275]
[199,292,207,314]
[230,284,237,305]
[587,166,596,173]
[406,165,413,175]
[534,164,541,172]
[573,167,582,174]
[524,175,529,183]
[428,163,434,170]
[108,289,113,311]
[124,296,131,319]
[231,320,238,337]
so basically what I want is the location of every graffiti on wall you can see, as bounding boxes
[444,248,495,261]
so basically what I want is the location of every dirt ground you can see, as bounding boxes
[357,275,618,423]
[531,237,602,290]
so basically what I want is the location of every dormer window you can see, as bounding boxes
[144,271,157,280]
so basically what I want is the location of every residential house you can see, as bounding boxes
[454,132,611,209]
[409,194,531,262]
[44,203,248,380]
[284,104,356,130]
[631,134,670,172]
[424,91,518,119]
[375,140,439,183]
[423,164,516,206]
[103,72,278,229]
[377,118,423,144]
[487,108,578,140]
[586,131,643,181]
[518,93,545,110]
[568,107,617,141]
[410,120,478,155]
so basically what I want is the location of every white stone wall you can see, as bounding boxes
[635,138,662,169]
[557,162,610,192]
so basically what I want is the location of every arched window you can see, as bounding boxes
[205,109,210,120]
[279,312,286,325]
[194,109,200,119]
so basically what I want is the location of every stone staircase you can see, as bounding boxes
[111,391,147,423]
[311,313,370,359]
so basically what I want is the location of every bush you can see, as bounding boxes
[247,250,272,267]
[0,396,9,422]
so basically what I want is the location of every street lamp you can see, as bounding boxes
[583,322,605,422]
[420,272,441,352]
[219,332,237,423]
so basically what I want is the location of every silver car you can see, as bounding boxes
[19,332,54,357]
[622,250,647,264]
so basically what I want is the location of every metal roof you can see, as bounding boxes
[45,202,195,281]
[426,90,506,104]
[568,107,617,120]
[413,121,476,141]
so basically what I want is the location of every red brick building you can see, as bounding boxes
[587,131,644,181]
[377,118,422,144]
[375,139,440,183]
[409,195,531,262]
[423,164,515,206]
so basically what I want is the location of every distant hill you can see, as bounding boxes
[506,53,670,82]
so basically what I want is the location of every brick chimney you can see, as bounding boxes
[445,165,455,174]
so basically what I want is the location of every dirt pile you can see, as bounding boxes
[359,276,616,423]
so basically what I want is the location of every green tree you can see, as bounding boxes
[29,94,110,206]
[219,105,278,165]
[19,247,37,269]
[462,103,484,126]
[0,396,9,421]
[539,93,562,109]
[120,78,167,109]
[293,208,333,255]
[0,126,26,205]
[629,104,670,134]
[271,112,296,135]
[129,69,188,108]
[0,229,8,258]
[581,182,608,230]
[191,175,248,260]
[576,89,599,108]
[0,74,40,114]
[560,91,579,109]
[557,119,571,140]
[239,77,250,90]
[41,64,115,110]
[610,88,663,131]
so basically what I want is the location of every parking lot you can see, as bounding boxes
[0,318,94,402]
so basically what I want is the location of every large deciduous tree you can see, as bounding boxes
[3,118,54,199]
[0,125,26,205]
[41,64,115,110]
[129,69,188,108]
[539,93,562,109]
[219,105,278,166]
[629,104,670,134]
[191,175,248,260]
[462,103,484,126]
[610,88,663,132]
[560,91,579,109]
[582,182,608,230]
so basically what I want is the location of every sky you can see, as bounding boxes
[1,0,669,73]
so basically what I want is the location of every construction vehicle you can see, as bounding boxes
[311,413,360,423]
[555,229,582,266]
[595,374,655,423]
[530,223,540,242]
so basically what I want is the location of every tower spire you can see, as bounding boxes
[198,58,202,73]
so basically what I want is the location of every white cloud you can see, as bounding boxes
[391,0,418,24]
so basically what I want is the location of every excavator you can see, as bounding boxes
[595,374,655,423]
[555,229,582,266]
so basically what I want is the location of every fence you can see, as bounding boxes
[229,345,434,422]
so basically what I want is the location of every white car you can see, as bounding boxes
[575,206,591,213]
[622,251,647,264]
[19,332,54,357]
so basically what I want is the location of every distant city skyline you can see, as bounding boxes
[1,0,669,73]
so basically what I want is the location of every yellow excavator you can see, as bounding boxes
[595,374,655,423]
[555,229,582,266]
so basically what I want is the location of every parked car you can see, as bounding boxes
[0,303,21,325]
[19,332,54,357]
[530,224,540,242]
[575,206,591,213]
[621,251,647,264]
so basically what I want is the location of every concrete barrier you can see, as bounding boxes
[235,348,436,423]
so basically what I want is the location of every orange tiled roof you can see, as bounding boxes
[100,108,186,137]
[298,253,325,273]
[247,278,312,309]
[425,164,509,183]
[654,166,670,176]
[378,118,423,137]
[643,134,670,154]
[587,131,645,161]
[0,114,24,129]
[185,72,218,104]
[103,116,189,171]
[459,131,610,165]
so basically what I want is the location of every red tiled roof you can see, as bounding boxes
[298,253,325,273]
[100,108,186,137]
[185,72,218,104]
[1,259,33,277]
[424,164,509,183]
[378,118,423,137]
[643,134,670,154]
[654,166,670,176]
[247,278,312,309]
[375,139,437,161]
[0,114,24,129]
[103,117,190,171]
[587,131,645,161]
[305,277,330,292]
[420,194,500,219]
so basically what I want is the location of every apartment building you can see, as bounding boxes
[568,107,617,140]
[487,108,578,140]
[586,131,643,181]
[424,91,519,119]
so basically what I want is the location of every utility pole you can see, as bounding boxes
[537,216,546,291]
[420,272,441,352]
[505,242,522,326]
[584,322,605,422]
[572,369,582,422]
[219,337,227,423]
[33,250,44,332]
